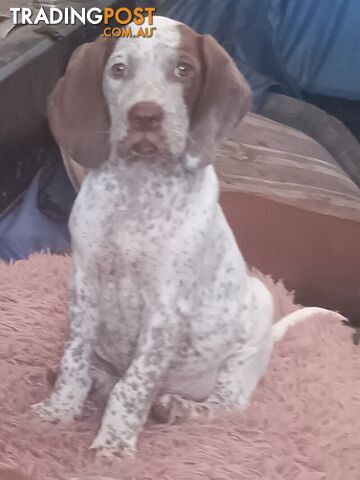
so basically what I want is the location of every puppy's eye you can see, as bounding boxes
[111,63,128,78]
[175,63,193,78]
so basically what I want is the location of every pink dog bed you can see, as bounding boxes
[0,254,359,480]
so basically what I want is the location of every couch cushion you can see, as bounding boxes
[218,113,360,222]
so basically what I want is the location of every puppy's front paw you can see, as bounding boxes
[89,429,136,459]
[31,400,79,423]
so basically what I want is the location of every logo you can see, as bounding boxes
[9,6,157,38]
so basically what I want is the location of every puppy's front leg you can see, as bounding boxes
[32,266,96,422]
[90,307,178,458]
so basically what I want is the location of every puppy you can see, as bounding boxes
[32,16,345,457]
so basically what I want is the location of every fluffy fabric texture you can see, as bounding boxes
[0,254,358,480]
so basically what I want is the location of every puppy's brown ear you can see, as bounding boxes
[186,34,252,168]
[47,37,116,168]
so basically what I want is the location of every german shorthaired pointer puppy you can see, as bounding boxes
[31,16,346,457]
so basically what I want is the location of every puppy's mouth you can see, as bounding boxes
[126,132,164,159]
[132,138,158,157]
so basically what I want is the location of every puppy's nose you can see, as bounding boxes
[128,102,164,130]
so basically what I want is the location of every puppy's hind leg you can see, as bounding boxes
[152,334,273,424]
[153,277,274,424]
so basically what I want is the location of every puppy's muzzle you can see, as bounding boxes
[127,101,164,157]
[128,102,164,131]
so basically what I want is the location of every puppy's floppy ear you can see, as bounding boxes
[47,36,116,168]
[186,34,252,169]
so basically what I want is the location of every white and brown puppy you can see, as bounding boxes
[31,16,345,457]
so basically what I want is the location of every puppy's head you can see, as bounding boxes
[49,16,251,169]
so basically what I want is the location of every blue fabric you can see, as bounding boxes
[271,0,360,100]
[166,0,360,105]
[0,167,72,261]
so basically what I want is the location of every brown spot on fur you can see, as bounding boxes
[48,37,117,168]
[177,23,251,167]
[176,25,204,124]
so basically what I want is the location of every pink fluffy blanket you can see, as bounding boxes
[0,254,359,480]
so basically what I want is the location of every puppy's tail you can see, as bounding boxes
[272,307,347,342]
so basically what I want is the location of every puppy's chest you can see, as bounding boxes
[72,189,180,273]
